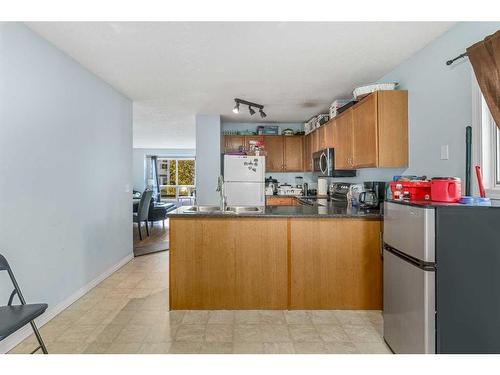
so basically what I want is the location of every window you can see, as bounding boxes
[146,157,195,200]
[472,74,500,198]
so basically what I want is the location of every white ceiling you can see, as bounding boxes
[26,22,455,149]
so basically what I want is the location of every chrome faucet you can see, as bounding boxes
[216,175,226,211]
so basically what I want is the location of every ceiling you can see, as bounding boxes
[26,22,455,149]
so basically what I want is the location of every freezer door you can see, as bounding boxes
[223,155,265,182]
[224,182,265,206]
[383,202,435,262]
[383,248,435,354]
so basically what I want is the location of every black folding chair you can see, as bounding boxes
[0,254,48,354]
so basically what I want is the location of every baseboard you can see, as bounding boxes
[0,252,134,354]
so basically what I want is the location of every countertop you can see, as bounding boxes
[168,197,381,219]
[387,199,500,209]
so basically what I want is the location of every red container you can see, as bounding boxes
[390,180,431,201]
[430,177,461,203]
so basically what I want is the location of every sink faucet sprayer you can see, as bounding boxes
[216,175,226,211]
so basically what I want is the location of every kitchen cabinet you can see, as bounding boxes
[170,217,288,309]
[333,111,354,169]
[332,90,408,169]
[283,136,304,171]
[323,120,335,148]
[303,133,313,171]
[264,136,284,172]
[311,129,319,153]
[352,93,379,167]
[290,218,382,309]
[224,135,245,152]
[266,196,300,206]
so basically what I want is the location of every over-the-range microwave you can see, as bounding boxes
[312,148,356,177]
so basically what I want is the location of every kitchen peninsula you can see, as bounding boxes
[168,200,382,311]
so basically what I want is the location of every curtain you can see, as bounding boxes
[467,30,500,129]
[150,156,161,202]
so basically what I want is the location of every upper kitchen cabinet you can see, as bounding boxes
[333,111,354,169]
[303,133,313,171]
[265,136,284,171]
[352,90,408,168]
[283,135,304,172]
[323,120,335,148]
[224,135,245,152]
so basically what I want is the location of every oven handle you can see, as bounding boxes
[383,244,436,271]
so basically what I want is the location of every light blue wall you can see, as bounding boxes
[0,22,133,349]
[133,148,195,192]
[196,115,221,204]
[378,22,500,182]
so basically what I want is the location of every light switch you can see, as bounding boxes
[440,145,449,160]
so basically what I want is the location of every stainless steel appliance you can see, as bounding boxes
[329,182,363,204]
[265,176,278,195]
[312,148,356,177]
[383,201,436,354]
[362,181,386,209]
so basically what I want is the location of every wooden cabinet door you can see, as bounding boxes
[352,94,378,167]
[323,120,335,148]
[283,136,304,172]
[264,136,284,172]
[303,133,312,171]
[289,218,382,309]
[311,130,319,153]
[333,112,353,169]
[244,135,264,151]
[224,135,245,152]
[318,126,326,150]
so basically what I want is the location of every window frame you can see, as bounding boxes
[146,156,196,200]
[472,73,500,199]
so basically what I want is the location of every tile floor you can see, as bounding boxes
[9,251,391,354]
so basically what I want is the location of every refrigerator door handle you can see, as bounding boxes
[384,244,436,271]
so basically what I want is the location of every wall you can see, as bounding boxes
[196,115,221,204]
[132,148,195,192]
[0,23,133,351]
[378,22,500,182]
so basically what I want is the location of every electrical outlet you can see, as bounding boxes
[440,145,449,160]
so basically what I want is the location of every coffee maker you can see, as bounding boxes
[359,181,386,209]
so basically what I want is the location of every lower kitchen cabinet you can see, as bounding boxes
[266,196,299,206]
[289,218,382,309]
[170,218,288,309]
[170,216,382,310]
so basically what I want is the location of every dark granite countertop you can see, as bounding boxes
[168,198,382,219]
[386,199,500,209]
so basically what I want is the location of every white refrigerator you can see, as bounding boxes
[223,155,265,207]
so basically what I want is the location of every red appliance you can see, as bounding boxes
[390,180,431,201]
[431,177,462,203]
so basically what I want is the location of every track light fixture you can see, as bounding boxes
[233,98,266,118]
[232,102,240,114]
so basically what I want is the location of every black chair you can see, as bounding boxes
[133,189,153,241]
[148,202,177,229]
[0,254,48,354]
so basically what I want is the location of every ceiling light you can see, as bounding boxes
[232,102,240,114]
[249,107,256,115]
[259,109,267,118]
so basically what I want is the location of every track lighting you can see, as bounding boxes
[232,98,266,118]
[232,102,240,114]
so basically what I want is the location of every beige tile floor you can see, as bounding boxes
[9,251,391,354]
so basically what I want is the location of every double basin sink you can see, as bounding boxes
[184,205,263,214]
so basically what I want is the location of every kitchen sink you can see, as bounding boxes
[184,205,221,212]
[225,206,264,214]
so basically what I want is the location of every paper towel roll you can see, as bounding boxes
[318,178,328,196]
